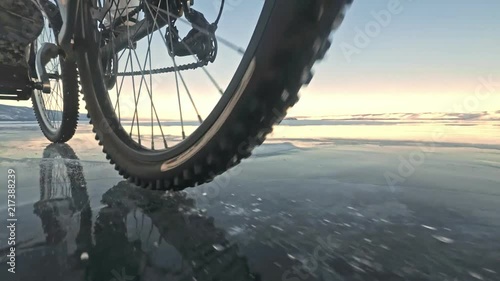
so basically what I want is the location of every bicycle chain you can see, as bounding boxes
[117,60,206,76]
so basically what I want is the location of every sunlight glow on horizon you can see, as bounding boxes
[1,1,499,120]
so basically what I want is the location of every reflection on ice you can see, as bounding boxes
[0,118,498,161]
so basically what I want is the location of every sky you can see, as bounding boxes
[293,0,500,116]
[2,0,500,120]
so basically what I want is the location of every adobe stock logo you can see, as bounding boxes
[340,0,414,63]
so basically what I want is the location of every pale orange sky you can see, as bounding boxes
[2,0,499,120]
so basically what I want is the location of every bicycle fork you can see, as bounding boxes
[33,0,75,94]
[54,0,80,57]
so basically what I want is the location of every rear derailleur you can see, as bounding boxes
[150,0,218,64]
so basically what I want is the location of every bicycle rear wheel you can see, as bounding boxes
[76,0,351,190]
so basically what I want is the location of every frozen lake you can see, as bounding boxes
[0,121,499,281]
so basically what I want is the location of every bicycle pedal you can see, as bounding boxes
[0,85,32,100]
[0,64,33,100]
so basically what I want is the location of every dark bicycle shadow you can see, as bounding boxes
[30,143,260,281]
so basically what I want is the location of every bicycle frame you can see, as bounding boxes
[55,0,170,59]
[52,0,79,56]
[100,10,169,60]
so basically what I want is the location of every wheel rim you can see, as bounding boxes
[89,0,273,157]
[33,9,65,134]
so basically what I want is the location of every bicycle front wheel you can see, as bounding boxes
[75,0,351,190]
[32,0,79,143]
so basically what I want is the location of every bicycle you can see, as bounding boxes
[0,0,80,142]
[2,0,352,190]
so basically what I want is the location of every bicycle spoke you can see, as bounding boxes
[128,34,167,146]
[50,84,58,124]
[135,2,169,148]
[107,0,131,121]
[127,49,142,144]
[129,39,161,136]
[144,3,185,131]
[54,82,62,127]
[165,2,186,139]
[126,1,139,137]
[114,50,130,115]
[148,25,154,149]
[178,72,203,124]
[130,46,152,144]
[201,67,225,95]
[144,3,203,121]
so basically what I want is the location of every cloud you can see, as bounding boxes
[292,111,500,122]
